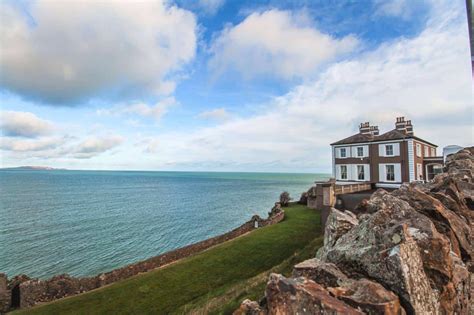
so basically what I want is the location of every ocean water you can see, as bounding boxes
[0,170,329,279]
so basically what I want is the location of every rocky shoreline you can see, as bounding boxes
[235,147,473,314]
[0,205,285,312]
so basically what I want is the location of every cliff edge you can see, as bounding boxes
[236,147,473,315]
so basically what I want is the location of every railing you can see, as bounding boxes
[334,183,371,195]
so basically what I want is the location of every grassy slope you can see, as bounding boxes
[17,204,321,315]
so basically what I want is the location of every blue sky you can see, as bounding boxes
[0,0,472,172]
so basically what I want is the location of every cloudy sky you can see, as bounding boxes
[0,0,472,172]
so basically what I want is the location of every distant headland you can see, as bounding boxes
[0,166,67,171]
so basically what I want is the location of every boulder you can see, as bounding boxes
[233,299,266,315]
[292,258,348,287]
[293,259,403,315]
[321,208,358,250]
[328,279,403,315]
[265,274,362,315]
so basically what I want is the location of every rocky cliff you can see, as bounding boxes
[235,147,473,315]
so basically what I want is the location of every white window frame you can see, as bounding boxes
[340,165,348,180]
[357,165,365,180]
[357,147,364,157]
[431,148,436,156]
[340,148,347,158]
[416,143,422,157]
[424,146,429,157]
[386,165,395,182]
[385,144,394,156]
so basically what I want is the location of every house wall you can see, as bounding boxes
[334,140,411,184]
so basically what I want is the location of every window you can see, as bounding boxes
[431,148,436,156]
[416,143,422,157]
[357,165,365,180]
[340,148,347,158]
[357,147,364,157]
[386,165,395,181]
[424,146,429,157]
[417,163,423,180]
[385,144,394,156]
[340,165,347,180]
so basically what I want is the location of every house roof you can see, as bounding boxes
[331,129,437,147]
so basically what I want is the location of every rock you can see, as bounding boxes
[317,193,442,313]
[294,258,403,315]
[233,299,266,315]
[265,274,362,315]
[393,184,473,263]
[18,274,100,308]
[0,273,11,313]
[292,258,348,287]
[322,208,359,249]
[328,278,403,315]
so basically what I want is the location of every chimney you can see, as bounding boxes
[405,120,414,135]
[395,116,407,132]
[370,125,379,136]
[359,122,371,134]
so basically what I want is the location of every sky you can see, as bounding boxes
[0,0,472,172]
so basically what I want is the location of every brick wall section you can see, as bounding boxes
[6,210,285,311]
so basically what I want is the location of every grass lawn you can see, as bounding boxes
[15,203,322,315]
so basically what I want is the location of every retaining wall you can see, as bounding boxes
[4,209,285,311]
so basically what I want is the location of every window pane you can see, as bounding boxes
[341,166,347,179]
[358,165,364,180]
[357,147,363,156]
[386,165,395,181]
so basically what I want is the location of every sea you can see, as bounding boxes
[0,170,329,279]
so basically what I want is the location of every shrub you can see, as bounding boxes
[279,191,291,207]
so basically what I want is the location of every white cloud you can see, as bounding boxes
[197,108,232,121]
[208,9,358,80]
[1,133,124,160]
[0,136,63,152]
[198,0,225,15]
[0,111,54,137]
[73,135,124,159]
[97,97,177,122]
[374,0,414,19]
[136,1,472,172]
[0,1,197,104]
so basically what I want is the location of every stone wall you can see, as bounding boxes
[2,207,285,312]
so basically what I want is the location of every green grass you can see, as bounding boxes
[15,204,321,315]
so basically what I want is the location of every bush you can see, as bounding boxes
[279,191,291,207]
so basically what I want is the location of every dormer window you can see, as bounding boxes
[385,144,394,156]
[340,148,347,158]
[357,147,364,157]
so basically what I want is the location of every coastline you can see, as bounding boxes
[1,205,285,311]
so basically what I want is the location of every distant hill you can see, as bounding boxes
[0,166,67,171]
